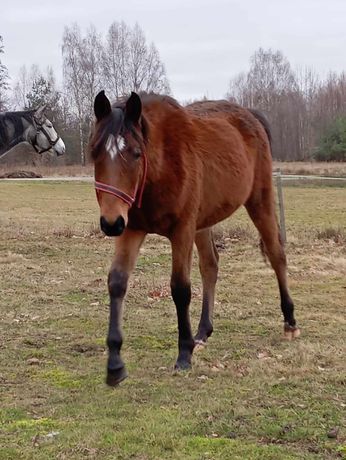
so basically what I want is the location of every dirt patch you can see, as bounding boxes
[70,343,105,356]
[0,170,42,179]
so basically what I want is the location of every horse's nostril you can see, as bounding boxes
[100,216,108,233]
[100,216,125,237]
[115,216,125,235]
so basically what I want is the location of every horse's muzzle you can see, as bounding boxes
[100,216,125,236]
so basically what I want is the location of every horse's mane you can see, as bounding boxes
[0,110,34,146]
[138,92,181,109]
[111,92,180,109]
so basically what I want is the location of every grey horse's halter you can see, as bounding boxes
[32,116,61,154]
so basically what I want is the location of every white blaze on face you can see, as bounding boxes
[105,134,117,159]
[44,122,65,155]
[117,135,125,151]
[54,137,65,156]
[106,134,126,160]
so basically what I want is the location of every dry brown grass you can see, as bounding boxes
[0,181,345,460]
[273,161,346,177]
[316,227,346,244]
[0,163,94,178]
[213,224,256,250]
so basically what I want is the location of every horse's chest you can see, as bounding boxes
[128,207,178,236]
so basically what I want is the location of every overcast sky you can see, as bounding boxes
[1,0,346,102]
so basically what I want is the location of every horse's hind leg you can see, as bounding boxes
[194,228,219,345]
[245,191,300,340]
[170,226,196,370]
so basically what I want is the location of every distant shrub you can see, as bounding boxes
[213,225,254,250]
[316,227,345,243]
[314,117,346,162]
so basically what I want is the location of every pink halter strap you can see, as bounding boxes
[95,150,148,208]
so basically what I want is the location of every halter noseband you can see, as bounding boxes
[95,149,148,209]
[32,117,61,154]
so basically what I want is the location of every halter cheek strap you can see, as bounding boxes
[32,118,61,154]
[95,149,148,209]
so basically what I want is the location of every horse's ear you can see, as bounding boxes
[34,104,47,121]
[94,90,112,121]
[125,92,142,125]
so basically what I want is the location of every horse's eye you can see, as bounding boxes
[133,148,142,159]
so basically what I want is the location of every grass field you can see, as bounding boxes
[0,181,345,459]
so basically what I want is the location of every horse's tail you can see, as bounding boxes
[248,108,272,152]
[249,109,276,262]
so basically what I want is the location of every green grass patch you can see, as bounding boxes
[39,368,83,389]
[0,182,345,459]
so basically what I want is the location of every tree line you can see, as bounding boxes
[228,48,346,161]
[0,28,345,164]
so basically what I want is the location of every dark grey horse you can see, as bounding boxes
[0,105,65,158]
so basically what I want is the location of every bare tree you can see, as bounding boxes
[103,21,131,99]
[0,35,10,111]
[311,71,346,156]
[12,66,30,109]
[314,72,346,129]
[62,24,103,165]
[12,64,43,110]
[295,66,321,157]
[102,22,170,100]
[228,48,304,160]
[229,50,346,161]
[62,23,86,165]
[62,21,169,164]
[81,25,103,119]
[228,72,249,106]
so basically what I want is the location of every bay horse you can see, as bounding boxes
[0,105,65,158]
[89,90,300,386]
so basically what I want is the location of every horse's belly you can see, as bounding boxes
[196,170,254,229]
[197,201,242,230]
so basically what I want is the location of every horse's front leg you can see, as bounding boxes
[170,227,195,370]
[106,228,146,386]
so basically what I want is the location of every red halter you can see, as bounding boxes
[95,150,148,208]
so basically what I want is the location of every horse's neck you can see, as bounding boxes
[0,113,34,158]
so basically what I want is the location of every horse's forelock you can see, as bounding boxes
[90,108,124,160]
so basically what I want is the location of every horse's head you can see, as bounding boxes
[31,105,65,156]
[89,91,148,237]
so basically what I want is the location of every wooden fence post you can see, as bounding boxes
[276,168,287,244]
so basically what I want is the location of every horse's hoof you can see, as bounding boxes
[194,328,213,345]
[106,366,128,387]
[283,325,301,341]
[174,360,192,371]
[194,339,207,351]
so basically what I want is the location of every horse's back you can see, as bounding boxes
[187,99,272,180]
[185,99,273,229]
[187,100,269,147]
